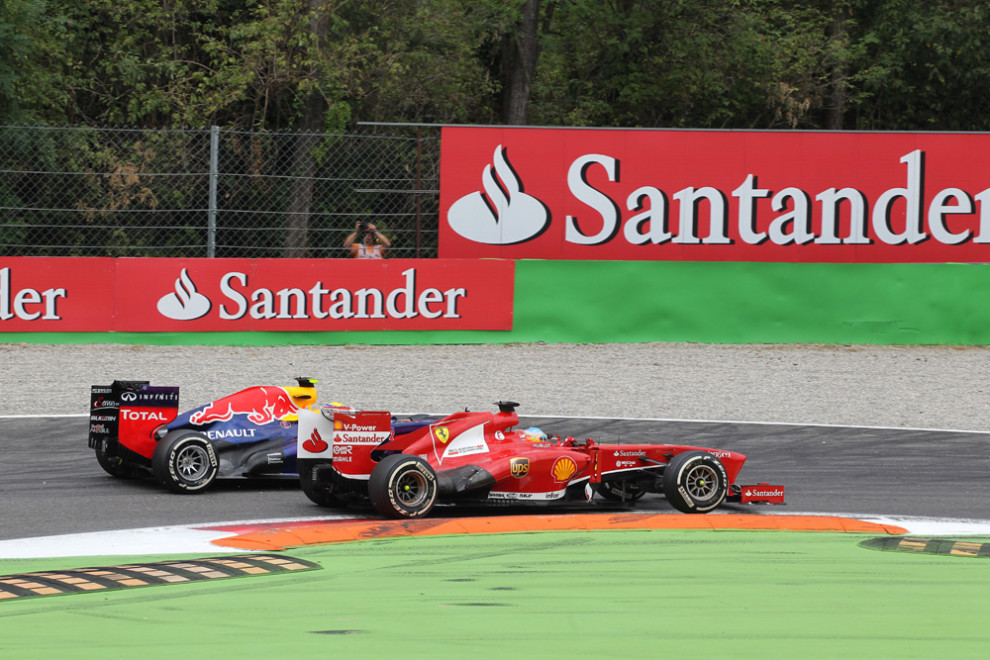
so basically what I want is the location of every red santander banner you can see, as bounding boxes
[439,126,990,262]
[0,257,513,332]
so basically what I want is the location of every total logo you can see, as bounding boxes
[120,410,170,421]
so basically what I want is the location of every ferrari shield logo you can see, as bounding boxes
[433,426,450,444]
[510,457,530,478]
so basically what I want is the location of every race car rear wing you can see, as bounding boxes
[89,381,180,458]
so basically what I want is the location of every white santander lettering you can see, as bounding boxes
[213,268,466,323]
[872,149,925,245]
[556,148,988,248]
[565,154,620,245]
[0,268,67,321]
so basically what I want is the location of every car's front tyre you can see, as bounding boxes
[152,432,219,494]
[661,451,728,513]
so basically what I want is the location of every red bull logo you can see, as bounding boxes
[190,386,299,426]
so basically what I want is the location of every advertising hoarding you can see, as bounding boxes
[0,258,514,332]
[440,126,990,262]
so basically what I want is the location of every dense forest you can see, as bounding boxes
[2,0,989,132]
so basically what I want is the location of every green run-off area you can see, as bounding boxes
[4,260,989,346]
[1,529,988,658]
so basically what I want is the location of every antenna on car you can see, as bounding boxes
[496,401,520,413]
[295,377,319,387]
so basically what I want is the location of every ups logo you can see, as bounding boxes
[510,457,530,478]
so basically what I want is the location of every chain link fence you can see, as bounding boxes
[0,124,441,259]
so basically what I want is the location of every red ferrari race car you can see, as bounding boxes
[297,401,785,518]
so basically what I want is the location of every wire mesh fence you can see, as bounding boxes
[0,124,441,259]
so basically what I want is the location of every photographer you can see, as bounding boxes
[343,220,391,259]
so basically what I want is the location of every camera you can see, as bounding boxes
[358,221,371,235]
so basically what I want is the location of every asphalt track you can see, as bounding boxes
[2,415,990,657]
[2,414,990,541]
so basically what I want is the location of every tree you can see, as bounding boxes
[500,0,544,124]
[846,0,990,130]
[0,0,69,124]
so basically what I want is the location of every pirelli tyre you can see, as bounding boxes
[152,432,219,494]
[298,458,348,508]
[661,450,729,513]
[369,454,438,519]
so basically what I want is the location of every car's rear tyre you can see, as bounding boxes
[298,459,348,508]
[369,454,438,519]
[95,439,136,479]
[662,451,728,513]
[152,432,219,494]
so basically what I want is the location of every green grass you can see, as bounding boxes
[1,530,988,658]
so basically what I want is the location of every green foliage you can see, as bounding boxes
[849,0,990,129]
[4,1,989,132]
[6,0,989,259]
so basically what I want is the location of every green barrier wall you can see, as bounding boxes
[3,261,989,346]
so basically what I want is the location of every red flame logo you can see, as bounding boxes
[302,429,328,454]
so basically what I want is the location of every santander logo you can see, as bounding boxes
[157,268,211,320]
[446,145,550,245]
[302,429,329,454]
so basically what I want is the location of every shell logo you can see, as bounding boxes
[333,421,343,430]
[551,456,578,483]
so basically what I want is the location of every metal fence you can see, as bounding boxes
[0,124,441,259]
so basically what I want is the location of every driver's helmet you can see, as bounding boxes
[521,427,548,442]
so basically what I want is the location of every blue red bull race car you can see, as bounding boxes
[87,378,431,493]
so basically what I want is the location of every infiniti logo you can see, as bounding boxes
[157,268,212,321]
[120,392,137,402]
[446,145,550,245]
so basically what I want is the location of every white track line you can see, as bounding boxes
[0,515,360,559]
[4,412,990,435]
